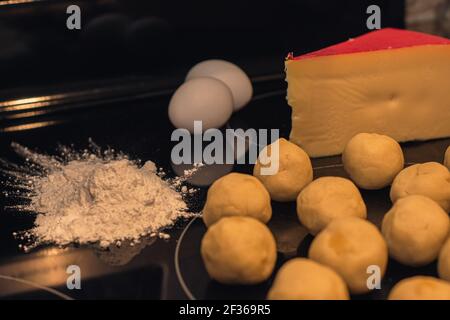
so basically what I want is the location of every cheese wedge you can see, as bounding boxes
[286,28,450,157]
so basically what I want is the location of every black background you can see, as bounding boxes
[0,0,404,99]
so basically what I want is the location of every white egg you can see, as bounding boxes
[168,77,234,133]
[186,59,253,111]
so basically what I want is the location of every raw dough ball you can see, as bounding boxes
[308,217,388,294]
[382,195,450,267]
[438,238,450,281]
[388,276,450,300]
[201,216,277,285]
[297,177,367,235]
[168,77,233,133]
[267,258,349,300]
[202,173,271,227]
[390,162,450,212]
[186,59,253,111]
[253,138,313,202]
[445,146,450,170]
[342,133,404,189]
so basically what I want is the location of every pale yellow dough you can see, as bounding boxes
[200,216,277,285]
[390,162,450,212]
[382,195,450,267]
[253,138,313,202]
[296,177,367,235]
[267,258,349,300]
[308,217,388,294]
[388,276,450,300]
[445,146,450,170]
[342,133,404,189]
[202,173,272,227]
[438,238,450,282]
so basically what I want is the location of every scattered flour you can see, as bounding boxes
[1,142,199,249]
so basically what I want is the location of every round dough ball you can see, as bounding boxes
[342,133,404,189]
[267,258,349,300]
[390,162,450,212]
[382,195,449,267]
[168,77,233,133]
[253,138,313,202]
[202,173,271,227]
[297,177,367,235]
[201,216,277,285]
[186,59,253,111]
[438,238,450,281]
[445,146,450,170]
[308,217,388,294]
[388,276,450,300]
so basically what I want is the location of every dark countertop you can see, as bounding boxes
[0,75,449,299]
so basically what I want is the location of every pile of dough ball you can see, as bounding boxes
[308,217,388,294]
[199,133,450,299]
[342,133,404,189]
[382,195,449,267]
[168,60,253,133]
[296,177,367,235]
[253,138,313,202]
[201,216,276,285]
[267,258,349,300]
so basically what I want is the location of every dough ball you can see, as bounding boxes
[253,138,313,202]
[201,216,277,285]
[382,195,449,267]
[342,133,404,189]
[308,217,388,294]
[202,173,272,227]
[438,238,450,282]
[297,177,367,235]
[445,146,450,170]
[390,162,450,212]
[388,276,450,300]
[267,258,349,300]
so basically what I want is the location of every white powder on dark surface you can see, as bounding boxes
[1,141,199,250]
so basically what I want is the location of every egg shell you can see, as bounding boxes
[168,77,234,133]
[186,59,253,111]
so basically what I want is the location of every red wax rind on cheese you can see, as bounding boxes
[291,28,450,60]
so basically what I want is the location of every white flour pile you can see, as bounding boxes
[1,142,198,249]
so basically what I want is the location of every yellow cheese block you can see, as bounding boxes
[286,29,450,157]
